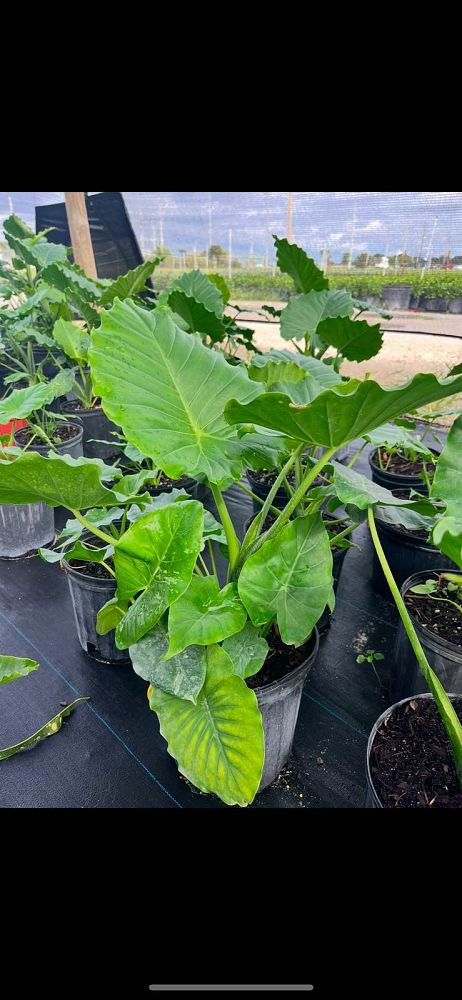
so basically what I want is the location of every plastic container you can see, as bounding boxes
[365,692,460,807]
[447,298,462,315]
[255,627,319,789]
[371,517,457,597]
[58,401,119,460]
[368,447,438,494]
[14,421,84,461]
[381,284,412,310]
[390,569,462,703]
[419,296,448,314]
[62,535,130,665]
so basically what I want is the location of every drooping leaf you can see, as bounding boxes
[0,697,88,760]
[317,316,383,362]
[330,462,438,512]
[2,214,35,239]
[52,318,90,362]
[225,372,462,450]
[280,289,354,342]
[130,619,206,702]
[89,301,262,489]
[42,262,102,301]
[375,505,435,532]
[273,236,328,293]
[96,597,129,635]
[169,270,224,316]
[0,452,123,509]
[0,655,39,685]
[222,622,268,679]
[148,644,264,805]
[248,349,342,403]
[99,259,161,306]
[165,577,247,659]
[4,233,68,269]
[238,512,333,645]
[114,502,204,647]
[362,422,435,458]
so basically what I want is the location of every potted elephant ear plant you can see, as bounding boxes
[83,298,462,807]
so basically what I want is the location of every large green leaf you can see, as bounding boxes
[52,318,90,362]
[225,372,462,450]
[89,301,262,488]
[238,512,333,645]
[148,644,264,805]
[274,236,328,293]
[169,269,224,316]
[42,262,102,301]
[317,316,383,362]
[0,370,75,422]
[0,452,123,508]
[280,289,354,342]
[114,502,204,648]
[2,214,35,239]
[0,655,39,685]
[430,413,462,567]
[248,358,307,388]
[130,619,206,702]
[222,622,268,679]
[165,578,247,659]
[99,259,161,306]
[5,233,68,269]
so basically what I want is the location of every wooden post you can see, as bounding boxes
[64,192,98,278]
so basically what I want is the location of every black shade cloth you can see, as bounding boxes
[35,191,153,284]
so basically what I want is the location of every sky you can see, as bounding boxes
[1,191,462,262]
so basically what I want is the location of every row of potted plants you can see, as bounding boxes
[1,225,462,807]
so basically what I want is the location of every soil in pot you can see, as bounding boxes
[105,451,197,497]
[404,577,462,646]
[369,447,437,493]
[15,422,81,448]
[247,626,316,689]
[373,448,436,478]
[369,696,462,808]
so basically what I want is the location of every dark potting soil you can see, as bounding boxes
[404,582,462,646]
[375,448,435,478]
[62,399,102,413]
[15,423,80,447]
[247,627,316,689]
[370,697,462,808]
[68,559,114,580]
[148,472,192,490]
[105,452,192,490]
[249,467,297,489]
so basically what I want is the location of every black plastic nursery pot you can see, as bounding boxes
[0,423,84,559]
[371,516,457,598]
[146,476,199,500]
[368,447,438,494]
[14,421,84,461]
[32,345,60,380]
[381,284,412,310]
[58,401,119,460]
[254,626,320,790]
[419,295,448,313]
[447,297,462,314]
[365,692,462,808]
[390,569,462,704]
[62,536,130,666]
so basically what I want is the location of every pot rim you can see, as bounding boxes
[14,420,84,452]
[400,568,462,661]
[368,446,438,479]
[374,513,438,554]
[366,691,462,808]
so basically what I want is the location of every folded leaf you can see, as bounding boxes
[148,644,264,805]
[96,597,130,635]
[238,512,333,645]
[0,452,123,509]
[168,270,224,317]
[317,316,383,362]
[0,697,88,760]
[130,619,206,702]
[89,301,262,488]
[165,578,247,659]
[99,259,161,306]
[248,358,307,387]
[330,462,437,512]
[0,369,75,423]
[52,318,90,362]
[280,289,354,342]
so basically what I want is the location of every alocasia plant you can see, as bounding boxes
[2,294,462,805]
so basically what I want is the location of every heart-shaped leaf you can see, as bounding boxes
[148,644,264,805]
[165,577,247,658]
[238,512,333,645]
[317,316,383,362]
[89,301,262,488]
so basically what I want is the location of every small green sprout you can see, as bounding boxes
[356,649,384,686]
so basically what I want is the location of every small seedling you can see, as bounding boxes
[410,574,462,616]
[356,649,384,686]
